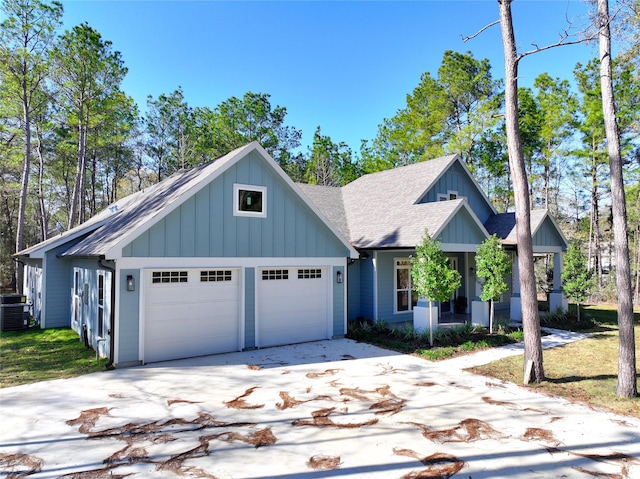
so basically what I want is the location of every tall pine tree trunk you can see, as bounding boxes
[15,89,31,294]
[35,123,48,241]
[597,0,637,398]
[498,0,544,383]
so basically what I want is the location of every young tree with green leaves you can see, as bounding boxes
[411,232,461,346]
[475,235,511,334]
[562,242,595,322]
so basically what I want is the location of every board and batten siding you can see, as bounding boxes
[419,161,494,223]
[244,268,256,349]
[122,151,350,259]
[117,269,140,365]
[533,217,566,249]
[438,207,487,246]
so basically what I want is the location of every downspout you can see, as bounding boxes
[98,258,116,368]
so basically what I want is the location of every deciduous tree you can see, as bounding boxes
[476,235,511,334]
[411,232,461,346]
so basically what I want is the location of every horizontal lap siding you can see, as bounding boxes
[123,151,349,259]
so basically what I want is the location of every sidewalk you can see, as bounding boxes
[438,327,590,369]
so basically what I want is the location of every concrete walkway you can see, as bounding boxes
[2,331,638,479]
[439,327,590,369]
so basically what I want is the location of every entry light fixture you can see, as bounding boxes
[126,275,135,292]
[336,270,343,284]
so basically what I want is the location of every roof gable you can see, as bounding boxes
[61,142,358,259]
[484,210,568,250]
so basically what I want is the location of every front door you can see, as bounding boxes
[440,258,459,314]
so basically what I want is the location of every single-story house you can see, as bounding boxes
[17,142,568,366]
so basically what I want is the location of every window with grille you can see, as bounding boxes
[151,271,188,284]
[298,268,322,279]
[200,270,232,282]
[262,269,289,280]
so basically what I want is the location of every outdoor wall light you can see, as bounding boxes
[126,275,135,292]
[336,270,343,284]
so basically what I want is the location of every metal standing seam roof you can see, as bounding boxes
[484,209,566,247]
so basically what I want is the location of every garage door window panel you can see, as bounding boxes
[152,271,188,284]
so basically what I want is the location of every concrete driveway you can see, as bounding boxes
[2,338,640,478]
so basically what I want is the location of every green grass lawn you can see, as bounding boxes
[471,304,640,419]
[0,327,108,388]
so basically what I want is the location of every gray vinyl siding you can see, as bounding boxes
[438,207,487,245]
[122,150,349,259]
[534,217,566,248]
[244,268,256,349]
[376,251,414,325]
[117,269,140,364]
[347,260,361,321]
[43,244,73,328]
[332,266,345,336]
[420,161,494,223]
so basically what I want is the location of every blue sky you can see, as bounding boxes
[60,1,597,154]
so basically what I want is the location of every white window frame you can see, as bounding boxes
[97,271,105,338]
[394,258,415,314]
[234,183,267,218]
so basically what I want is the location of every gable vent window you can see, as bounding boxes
[152,271,188,284]
[298,268,322,279]
[234,183,267,218]
[200,270,232,282]
[262,269,289,280]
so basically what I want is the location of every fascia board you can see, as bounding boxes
[103,143,259,259]
[431,200,491,242]
[532,211,569,250]
[15,219,111,259]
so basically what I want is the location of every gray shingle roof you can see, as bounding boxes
[298,155,488,248]
[61,146,247,257]
[295,183,350,241]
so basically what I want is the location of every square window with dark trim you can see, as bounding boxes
[200,270,232,282]
[262,269,289,280]
[152,271,188,284]
[298,268,322,279]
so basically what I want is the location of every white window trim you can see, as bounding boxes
[234,183,267,218]
[394,258,414,314]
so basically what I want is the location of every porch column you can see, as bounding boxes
[549,251,568,313]
[510,252,522,321]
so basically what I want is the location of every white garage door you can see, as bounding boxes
[144,269,240,363]
[257,267,329,347]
